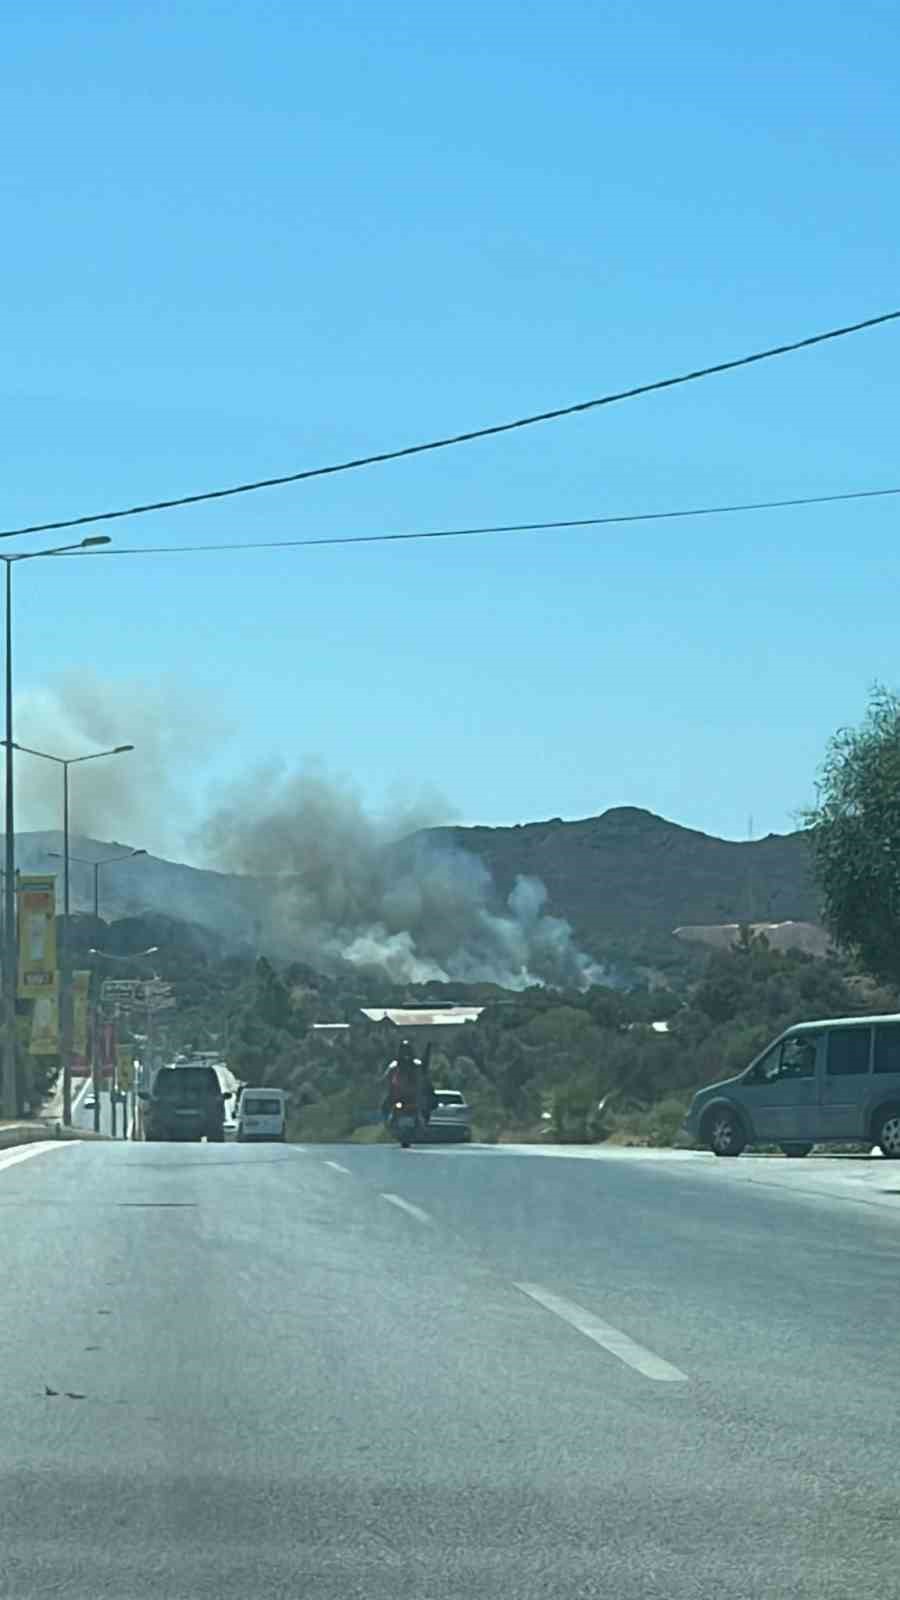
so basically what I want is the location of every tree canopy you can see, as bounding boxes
[806,686,900,982]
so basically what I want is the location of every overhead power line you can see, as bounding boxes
[3,307,898,541]
[55,482,900,559]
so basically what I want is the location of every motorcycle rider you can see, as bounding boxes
[381,1039,435,1126]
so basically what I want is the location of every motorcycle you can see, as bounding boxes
[389,1099,420,1149]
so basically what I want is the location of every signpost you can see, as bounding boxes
[101,979,142,1002]
[116,1044,133,1140]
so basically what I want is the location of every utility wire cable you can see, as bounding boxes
[53,483,900,559]
[4,308,898,541]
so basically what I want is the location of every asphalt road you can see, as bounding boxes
[1,1140,899,1599]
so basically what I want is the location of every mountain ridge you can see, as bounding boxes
[412,807,818,945]
[8,807,820,958]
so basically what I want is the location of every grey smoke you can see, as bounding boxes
[196,767,606,990]
[12,676,608,989]
[14,670,227,855]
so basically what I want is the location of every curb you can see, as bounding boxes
[0,1123,107,1151]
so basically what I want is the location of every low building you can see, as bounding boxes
[358,1005,484,1052]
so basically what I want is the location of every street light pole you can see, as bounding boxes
[90,946,161,1141]
[16,742,134,1125]
[0,536,111,1122]
[3,560,15,1119]
[62,764,69,1122]
[73,852,147,1134]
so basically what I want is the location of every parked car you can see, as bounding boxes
[682,1012,900,1158]
[426,1088,472,1143]
[139,1064,227,1143]
[236,1087,286,1143]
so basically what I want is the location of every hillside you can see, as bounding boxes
[411,808,819,948]
[9,807,820,968]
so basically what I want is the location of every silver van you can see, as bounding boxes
[236,1087,287,1143]
[682,1013,900,1158]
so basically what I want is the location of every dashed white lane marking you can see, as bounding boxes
[324,1160,351,1175]
[381,1193,432,1225]
[516,1283,689,1384]
[0,1141,81,1175]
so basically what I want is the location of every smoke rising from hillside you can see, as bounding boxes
[13,676,607,988]
[197,767,606,989]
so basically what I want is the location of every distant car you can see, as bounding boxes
[426,1088,472,1143]
[236,1088,287,1143]
[139,1064,226,1143]
[83,1093,97,1113]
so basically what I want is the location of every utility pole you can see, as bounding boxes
[21,742,133,1126]
[0,536,110,1120]
[90,945,163,1138]
[3,560,17,1120]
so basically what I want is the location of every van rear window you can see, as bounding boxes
[155,1068,220,1098]
[874,1025,900,1075]
[244,1098,282,1116]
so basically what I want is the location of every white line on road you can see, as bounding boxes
[0,1141,80,1175]
[325,1160,351,1175]
[381,1193,432,1225]
[516,1283,689,1384]
[72,1077,92,1116]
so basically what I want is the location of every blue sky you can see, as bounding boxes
[2,0,898,856]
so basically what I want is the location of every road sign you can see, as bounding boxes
[102,979,142,1000]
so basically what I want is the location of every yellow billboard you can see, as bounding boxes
[72,970,91,1059]
[17,875,57,998]
[30,985,59,1055]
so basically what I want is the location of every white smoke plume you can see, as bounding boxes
[196,766,607,990]
[13,670,227,855]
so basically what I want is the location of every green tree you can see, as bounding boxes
[255,957,293,1032]
[806,687,900,982]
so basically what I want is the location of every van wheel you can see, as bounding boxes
[780,1143,813,1158]
[703,1107,746,1157]
[873,1107,900,1158]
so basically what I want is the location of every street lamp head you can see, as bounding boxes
[114,745,134,754]
[89,944,159,959]
[81,536,111,548]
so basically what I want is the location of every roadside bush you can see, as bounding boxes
[610,1094,689,1148]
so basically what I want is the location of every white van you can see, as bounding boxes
[682,1013,900,1157]
[236,1087,287,1143]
